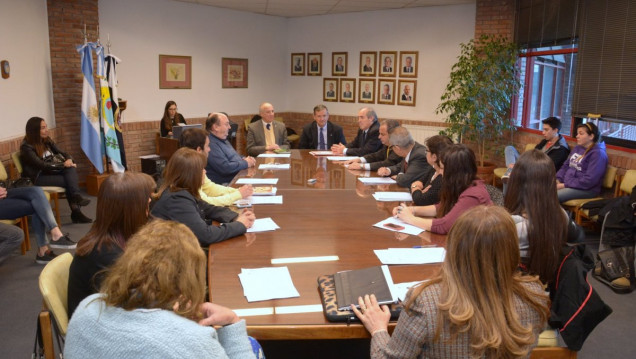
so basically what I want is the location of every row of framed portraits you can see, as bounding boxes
[324,78,416,106]
[292,51,418,78]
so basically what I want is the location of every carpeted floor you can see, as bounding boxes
[0,192,634,358]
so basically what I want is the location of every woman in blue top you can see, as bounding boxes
[556,122,608,203]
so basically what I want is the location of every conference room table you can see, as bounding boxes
[207,150,446,340]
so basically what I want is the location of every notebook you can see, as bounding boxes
[334,265,397,311]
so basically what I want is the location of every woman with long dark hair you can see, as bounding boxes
[20,117,92,223]
[409,135,453,206]
[353,206,549,358]
[67,172,156,317]
[160,100,186,137]
[393,144,492,234]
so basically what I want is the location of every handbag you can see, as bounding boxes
[0,177,33,189]
[597,246,633,281]
[43,153,67,173]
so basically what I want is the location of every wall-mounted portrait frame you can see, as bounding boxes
[339,78,356,103]
[308,53,322,76]
[397,80,417,106]
[379,51,397,77]
[377,79,396,105]
[359,51,376,77]
[358,79,376,104]
[159,55,192,89]
[399,51,418,78]
[323,78,338,102]
[332,52,348,76]
[221,57,248,88]
[291,53,305,76]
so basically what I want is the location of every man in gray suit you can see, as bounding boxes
[377,127,431,188]
[246,102,290,157]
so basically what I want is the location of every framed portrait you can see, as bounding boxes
[379,51,397,77]
[332,52,347,76]
[159,55,191,89]
[377,79,396,105]
[291,53,305,76]
[221,58,248,88]
[339,78,356,103]
[397,80,417,106]
[358,79,376,103]
[323,78,338,102]
[307,53,322,76]
[359,51,376,77]
[399,51,419,78]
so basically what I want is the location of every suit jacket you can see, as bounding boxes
[246,119,290,157]
[343,91,352,98]
[382,66,392,72]
[363,65,373,72]
[362,91,372,99]
[387,142,431,188]
[362,145,403,171]
[298,121,346,150]
[381,94,391,100]
[403,66,413,73]
[326,90,335,97]
[335,64,344,72]
[402,94,412,101]
[345,121,382,157]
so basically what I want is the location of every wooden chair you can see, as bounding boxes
[38,252,73,359]
[493,143,535,186]
[0,161,30,254]
[562,165,618,225]
[576,169,635,225]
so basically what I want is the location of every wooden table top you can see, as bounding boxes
[209,150,445,340]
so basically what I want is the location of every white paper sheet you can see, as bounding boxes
[373,217,424,235]
[236,178,279,185]
[258,153,291,158]
[373,247,446,265]
[246,217,280,233]
[238,266,300,302]
[249,196,283,205]
[309,151,334,156]
[372,192,413,202]
[326,156,358,161]
[258,163,291,170]
[251,187,277,196]
[358,177,397,185]
[394,280,429,302]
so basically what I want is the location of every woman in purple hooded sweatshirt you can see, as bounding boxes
[556,122,608,203]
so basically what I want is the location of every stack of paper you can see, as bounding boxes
[246,217,280,233]
[372,192,413,202]
[309,150,334,156]
[326,156,358,161]
[374,247,446,265]
[374,217,424,235]
[238,266,300,302]
[258,153,291,158]
[249,196,283,205]
[236,178,279,185]
[258,163,290,170]
[394,280,429,301]
[358,177,397,185]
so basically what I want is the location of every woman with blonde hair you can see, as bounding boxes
[353,206,549,358]
[65,220,256,359]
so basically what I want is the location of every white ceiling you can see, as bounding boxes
[174,0,475,18]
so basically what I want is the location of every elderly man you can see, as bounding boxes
[206,112,256,185]
[331,107,382,157]
[362,83,372,99]
[403,56,414,73]
[377,127,431,188]
[344,119,402,171]
[246,102,290,157]
[401,85,412,101]
[299,105,346,150]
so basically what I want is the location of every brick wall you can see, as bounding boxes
[475,0,515,39]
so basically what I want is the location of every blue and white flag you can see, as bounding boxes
[77,43,104,173]
[105,53,127,170]
[96,46,124,173]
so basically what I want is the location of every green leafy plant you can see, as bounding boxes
[437,35,520,166]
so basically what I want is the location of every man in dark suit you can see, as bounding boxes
[331,107,382,156]
[377,127,431,188]
[362,83,372,99]
[326,83,335,97]
[403,56,414,73]
[343,83,352,98]
[246,102,290,156]
[298,104,346,150]
[381,84,391,100]
[362,56,373,72]
[344,119,402,171]
[382,56,393,72]
[294,58,302,72]
[401,84,412,101]
[335,57,344,72]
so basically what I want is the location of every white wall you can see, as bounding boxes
[0,0,54,141]
[286,4,475,122]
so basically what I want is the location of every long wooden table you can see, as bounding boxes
[208,150,445,340]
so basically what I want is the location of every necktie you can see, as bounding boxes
[362,131,367,144]
[265,123,275,148]
[319,127,326,150]
[404,160,409,173]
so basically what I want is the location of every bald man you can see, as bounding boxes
[246,102,290,157]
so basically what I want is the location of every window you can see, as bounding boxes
[577,118,636,148]
[513,45,577,136]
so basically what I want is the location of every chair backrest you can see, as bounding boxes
[244,118,251,132]
[38,252,73,335]
[0,161,7,181]
[602,165,618,189]
[620,169,636,195]
[11,151,23,175]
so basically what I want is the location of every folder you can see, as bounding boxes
[334,265,397,311]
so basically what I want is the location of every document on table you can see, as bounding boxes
[372,192,413,202]
[249,195,283,205]
[252,186,277,196]
[258,163,290,170]
[236,178,279,185]
[258,153,291,158]
[394,280,429,302]
[309,151,334,156]
[358,177,397,185]
[246,217,280,233]
[238,266,300,302]
[374,247,446,265]
[374,217,424,235]
[326,156,358,161]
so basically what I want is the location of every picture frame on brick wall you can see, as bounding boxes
[159,55,192,89]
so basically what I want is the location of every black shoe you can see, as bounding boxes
[71,209,93,223]
[49,234,77,249]
[72,193,91,207]
[36,250,58,265]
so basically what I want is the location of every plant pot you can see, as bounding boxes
[476,161,496,184]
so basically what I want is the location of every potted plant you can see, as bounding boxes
[436,35,520,178]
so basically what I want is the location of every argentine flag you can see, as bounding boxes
[77,43,104,173]
[96,45,124,172]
